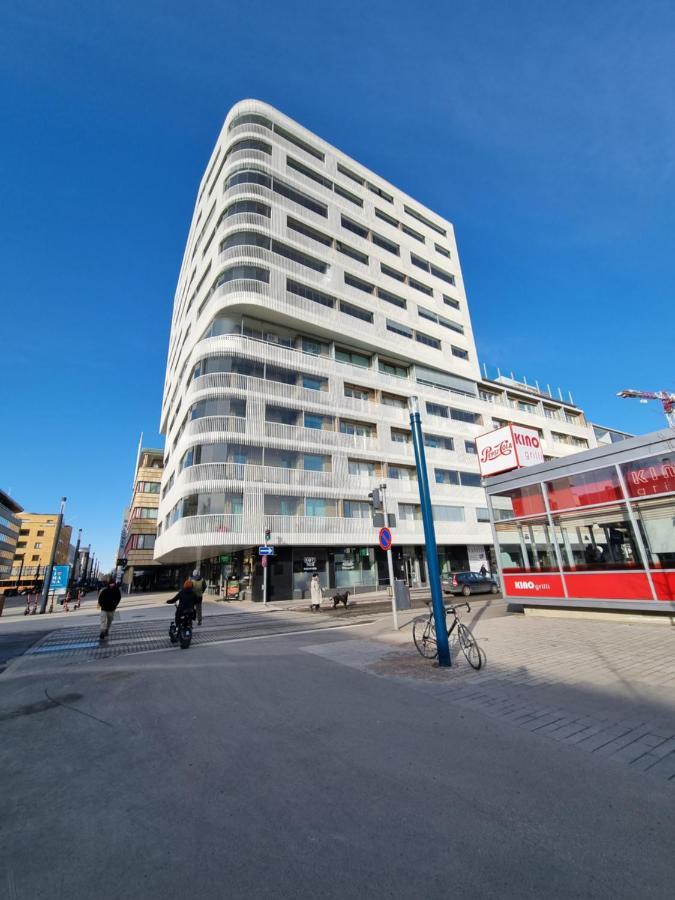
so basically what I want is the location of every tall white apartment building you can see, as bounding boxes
[155,99,599,600]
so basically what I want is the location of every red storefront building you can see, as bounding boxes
[483,429,675,612]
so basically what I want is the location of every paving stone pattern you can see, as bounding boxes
[20,610,369,666]
[308,615,675,783]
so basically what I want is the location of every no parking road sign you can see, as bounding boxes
[378,527,393,551]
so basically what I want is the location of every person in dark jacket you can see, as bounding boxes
[167,580,197,625]
[98,580,122,641]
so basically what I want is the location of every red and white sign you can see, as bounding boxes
[503,573,565,598]
[476,424,545,477]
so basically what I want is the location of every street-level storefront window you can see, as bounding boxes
[495,518,558,572]
[632,496,675,569]
[292,550,328,596]
[335,547,376,588]
[552,505,640,571]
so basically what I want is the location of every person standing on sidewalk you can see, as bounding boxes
[98,580,121,641]
[191,570,206,625]
[309,573,322,611]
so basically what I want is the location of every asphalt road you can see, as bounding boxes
[0,628,48,673]
[1,613,674,899]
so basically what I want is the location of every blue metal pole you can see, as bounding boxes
[408,397,451,666]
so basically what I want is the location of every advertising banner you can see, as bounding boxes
[476,424,545,477]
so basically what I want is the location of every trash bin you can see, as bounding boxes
[393,579,411,611]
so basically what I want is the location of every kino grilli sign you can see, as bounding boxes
[475,424,545,477]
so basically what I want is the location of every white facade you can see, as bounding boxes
[155,99,597,591]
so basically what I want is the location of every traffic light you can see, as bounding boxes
[368,489,383,512]
[264,528,271,542]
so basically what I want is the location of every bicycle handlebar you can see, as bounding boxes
[444,601,471,614]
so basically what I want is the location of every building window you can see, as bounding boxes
[343,500,371,518]
[225,138,272,158]
[273,179,328,217]
[403,204,447,236]
[425,433,454,451]
[339,301,373,323]
[215,265,269,289]
[305,498,336,517]
[334,183,363,206]
[345,384,372,401]
[36,530,44,537]
[337,163,364,185]
[451,408,481,424]
[348,459,376,476]
[287,156,332,188]
[371,233,399,255]
[340,420,375,437]
[435,469,460,485]
[34,542,42,549]
[132,507,159,520]
[451,346,469,360]
[304,413,333,431]
[415,331,441,350]
[399,503,422,521]
[387,320,413,339]
[476,507,490,522]
[335,347,371,368]
[302,375,326,391]
[460,472,482,487]
[264,495,302,516]
[388,465,417,481]
[287,217,333,247]
[377,287,406,309]
[136,481,161,494]
[336,242,369,265]
[274,124,325,160]
[228,112,273,131]
[381,263,406,282]
[391,428,412,444]
[443,295,460,310]
[465,441,477,454]
[426,402,448,418]
[222,199,271,219]
[287,279,335,309]
[341,215,369,239]
[433,505,465,522]
[378,359,408,378]
[408,277,433,296]
[344,273,374,294]
[31,555,40,561]
[272,239,327,273]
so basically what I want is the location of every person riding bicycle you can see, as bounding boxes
[166,579,197,625]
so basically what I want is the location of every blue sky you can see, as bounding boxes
[1,0,673,568]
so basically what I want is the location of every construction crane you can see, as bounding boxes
[617,389,675,428]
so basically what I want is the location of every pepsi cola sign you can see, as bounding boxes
[476,424,545,477]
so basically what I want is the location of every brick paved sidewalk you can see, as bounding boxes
[306,615,675,782]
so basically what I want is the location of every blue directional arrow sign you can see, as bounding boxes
[259,546,275,556]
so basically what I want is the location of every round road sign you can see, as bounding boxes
[379,526,393,551]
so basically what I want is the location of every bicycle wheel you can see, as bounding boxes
[457,623,482,670]
[413,615,438,659]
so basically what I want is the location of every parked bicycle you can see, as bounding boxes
[413,600,482,669]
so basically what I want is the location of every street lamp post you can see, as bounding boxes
[408,397,451,667]
[39,497,67,615]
